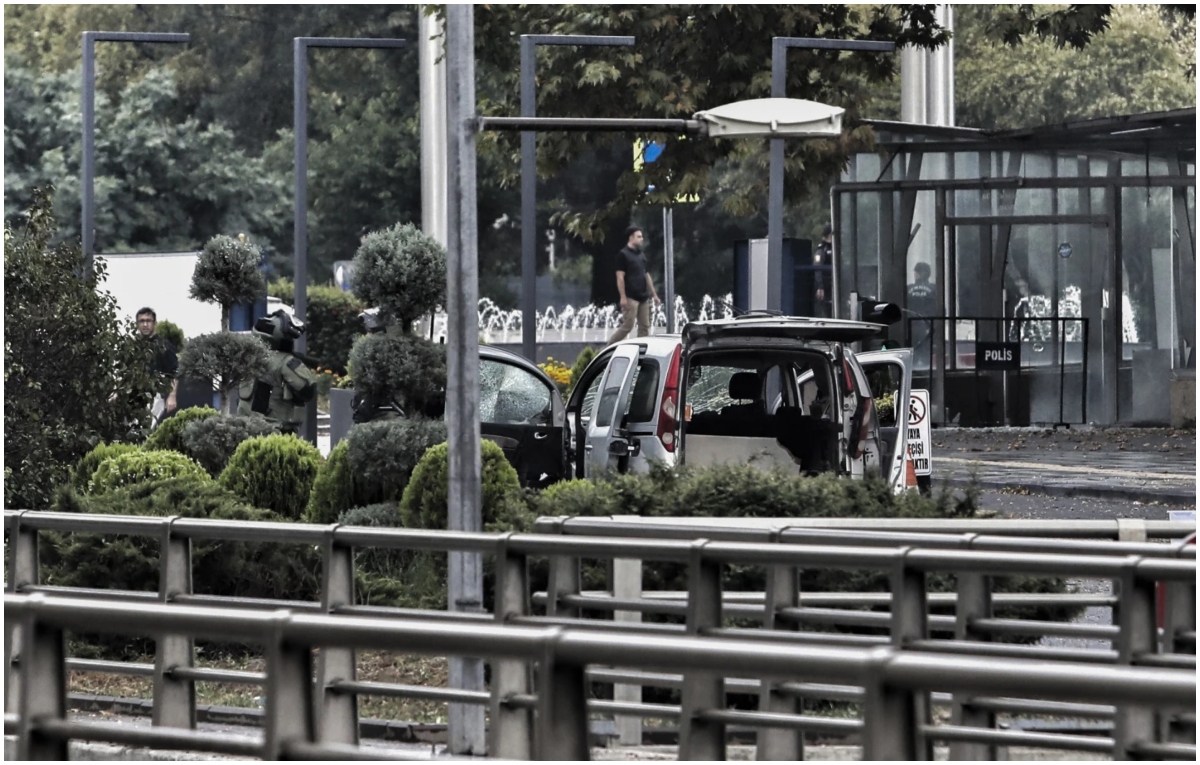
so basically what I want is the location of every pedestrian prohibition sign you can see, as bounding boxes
[907,389,932,476]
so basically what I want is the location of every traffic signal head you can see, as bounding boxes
[857,297,901,325]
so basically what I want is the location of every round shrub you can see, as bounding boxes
[306,440,355,525]
[71,442,142,494]
[348,333,447,416]
[89,449,209,494]
[144,406,218,453]
[156,319,186,354]
[352,223,446,329]
[219,434,322,520]
[190,234,267,310]
[180,412,280,476]
[349,417,448,503]
[177,331,270,408]
[400,440,527,532]
[532,479,621,519]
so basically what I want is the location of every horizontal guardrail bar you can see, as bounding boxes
[907,639,1117,664]
[34,717,263,757]
[174,594,321,612]
[696,708,863,734]
[969,697,1115,719]
[710,626,888,647]
[332,680,489,705]
[1130,741,1200,759]
[587,700,682,720]
[284,739,438,761]
[621,589,1119,607]
[1131,653,1197,670]
[777,528,1196,558]
[970,618,1119,640]
[331,526,498,554]
[925,723,1113,753]
[170,666,263,685]
[67,658,155,677]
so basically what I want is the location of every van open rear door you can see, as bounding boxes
[583,344,640,477]
[856,348,915,492]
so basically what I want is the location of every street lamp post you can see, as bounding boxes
[520,34,635,362]
[82,31,190,272]
[767,37,895,312]
[293,37,406,444]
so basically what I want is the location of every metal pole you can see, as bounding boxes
[419,8,449,246]
[82,33,95,271]
[518,35,635,362]
[445,5,485,755]
[81,32,188,273]
[293,37,406,444]
[768,38,895,312]
[664,207,676,333]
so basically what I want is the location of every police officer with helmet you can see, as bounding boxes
[237,310,318,433]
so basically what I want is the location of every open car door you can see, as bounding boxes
[855,348,914,492]
[583,344,640,477]
[479,353,566,488]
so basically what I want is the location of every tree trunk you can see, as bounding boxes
[221,304,231,333]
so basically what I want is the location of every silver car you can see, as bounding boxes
[566,314,920,492]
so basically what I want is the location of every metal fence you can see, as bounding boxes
[5,509,1197,760]
[6,592,1196,761]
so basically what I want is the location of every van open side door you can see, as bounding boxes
[856,348,914,492]
[583,344,640,477]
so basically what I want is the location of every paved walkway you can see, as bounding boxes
[931,427,1196,505]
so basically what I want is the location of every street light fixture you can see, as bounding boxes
[519,34,635,362]
[293,36,406,444]
[82,31,190,272]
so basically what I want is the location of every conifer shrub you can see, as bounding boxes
[335,502,442,609]
[219,434,322,520]
[306,441,356,525]
[399,440,528,532]
[567,346,597,396]
[89,449,209,495]
[70,442,142,494]
[180,412,280,476]
[144,405,219,453]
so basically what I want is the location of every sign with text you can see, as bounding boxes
[906,389,932,476]
[976,341,1021,370]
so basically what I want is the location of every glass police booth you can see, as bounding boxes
[831,109,1196,427]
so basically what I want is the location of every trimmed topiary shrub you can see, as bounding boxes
[352,223,446,330]
[180,412,280,476]
[219,434,322,520]
[89,449,209,495]
[347,417,448,504]
[306,440,355,525]
[400,440,528,532]
[190,234,267,331]
[144,406,219,453]
[156,319,186,354]
[347,333,447,417]
[177,332,270,413]
[70,442,142,494]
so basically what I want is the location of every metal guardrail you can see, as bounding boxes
[5,592,1196,761]
[4,509,1197,760]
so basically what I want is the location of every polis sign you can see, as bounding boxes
[976,341,1021,370]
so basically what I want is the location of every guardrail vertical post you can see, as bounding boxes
[949,571,995,760]
[757,531,802,761]
[6,511,38,715]
[1161,554,1196,745]
[316,525,358,745]
[680,540,725,761]
[17,597,69,761]
[491,534,534,759]
[1113,559,1158,759]
[153,517,195,729]
[547,550,581,618]
[536,630,589,761]
[612,555,643,746]
[861,647,917,761]
[890,549,932,760]
[263,612,315,760]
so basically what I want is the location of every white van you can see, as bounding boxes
[566,314,918,492]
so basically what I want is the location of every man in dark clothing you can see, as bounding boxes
[906,262,937,359]
[812,223,835,318]
[608,225,660,344]
[136,307,178,420]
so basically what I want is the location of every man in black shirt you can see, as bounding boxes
[608,226,660,344]
[136,307,178,420]
[906,262,937,357]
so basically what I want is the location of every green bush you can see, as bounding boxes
[400,440,528,532]
[567,346,597,396]
[268,280,364,375]
[70,442,142,494]
[180,412,280,476]
[89,449,210,494]
[177,332,269,411]
[352,223,446,330]
[4,190,158,510]
[189,234,266,318]
[219,434,322,520]
[532,479,621,518]
[144,406,219,453]
[306,440,356,524]
[347,333,447,416]
[347,417,447,503]
[44,477,320,659]
[335,502,443,609]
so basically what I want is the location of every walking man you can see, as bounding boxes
[136,307,178,425]
[608,226,660,344]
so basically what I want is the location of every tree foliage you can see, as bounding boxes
[4,190,157,510]
[177,331,269,411]
[351,223,447,330]
[191,234,268,329]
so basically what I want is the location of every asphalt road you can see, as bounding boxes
[978,488,1194,521]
